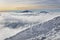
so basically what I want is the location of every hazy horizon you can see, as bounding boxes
[0,0,60,10]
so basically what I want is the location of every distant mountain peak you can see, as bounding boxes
[40,11,48,13]
[21,10,32,13]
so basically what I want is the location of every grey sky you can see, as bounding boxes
[0,0,60,5]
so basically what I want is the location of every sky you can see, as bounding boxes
[0,0,60,10]
[0,0,60,5]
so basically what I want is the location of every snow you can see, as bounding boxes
[0,12,60,40]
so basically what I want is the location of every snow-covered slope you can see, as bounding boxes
[4,16,60,40]
[0,12,60,40]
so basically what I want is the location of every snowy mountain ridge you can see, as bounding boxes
[5,16,60,40]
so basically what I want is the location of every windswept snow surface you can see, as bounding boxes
[0,12,60,40]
